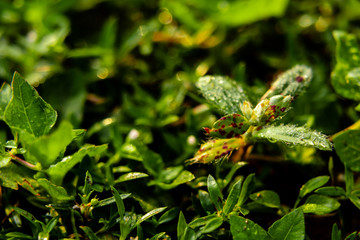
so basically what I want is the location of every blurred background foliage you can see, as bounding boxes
[1,0,360,239]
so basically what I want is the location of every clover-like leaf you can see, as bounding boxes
[301,194,340,215]
[252,124,332,151]
[4,72,57,137]
[204,113,250,138]
[197,75,249,114]
[262,65,312,99]
[268,208,305,240]
[188,137,246,164]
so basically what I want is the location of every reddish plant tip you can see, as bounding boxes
[204,127,211,134]
[295,76,304,82]
[280,107,286,112]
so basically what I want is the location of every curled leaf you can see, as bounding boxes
[188,137,246,164]
[204,113,250,138]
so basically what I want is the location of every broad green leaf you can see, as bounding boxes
[189,137,246,164]
[237,173,255,207]
[249,190,280,208]
[0,82,11,119]
[296,176,330,207]
[137,207,167,225]
[262,65,312,99]
[182,227,196,240]
[252,124,332,151]
[0,149,11,168]
[21,121,75,168]
[204,113,250,139]
[207,174,223,211]
[80,226,99,240]
[4,72,57,137]
[47,144,107,185]
[268,208,305,240]
[332,223,342,240]
[230,215,269,240]
[223,178,242,214]
[114,172,149,183]
[199,190,215,214]
[0,163,33,190]
[37,178,74,201]
[197,75,248,114]
[158,207,180,225]
[345,232,360,240]
[301,194,340,215]
[331,31,360,100]
[334,130,360,171]
[200,216,223,234]
[314,186,346,197]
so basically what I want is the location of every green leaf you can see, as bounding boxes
[331,223,342,240]
[204,113,250,139]
[46,144,107,185]
[189,137,246,164]
[37,178,74,201]
[249,190,280,209]
[94,193,131,208]
[230,215,269,240]
[136,207,167,225]
[349,194,360,210]
[177,211,187,240]
[345,232,360,240]
[207,174,223,211]
[200,216,223,234]
[197,75,248,114]
[80,226,99,240]
[262,65,312,99]
[111,186,125,219]
[314,186,346,197]
[0,82,12,119]
[301,194,340,215]
[237,173,256,207]
[334,130,360,171]
[188,214,218,228]
[331,30,360,100]
[296,176,330,206]
[154,170,195,190]
[199,190,216,214]
[115,172,149,183]
[4,72,57,137]
[223,178,242,214]
[21,121,75,168]
[149,232,167,240]
[158,207,180,225]
[268,208,305,240]
[252,124,332,151]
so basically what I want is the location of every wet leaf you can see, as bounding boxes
[4,72,57,137]
[223,178,242,214]
[115,172,149,183]
[197,75,248,114]
[237,173,256,207]
[252,124,332,151]
[137,207,167,225]
[262,65,312,99]
[298,176,330,199]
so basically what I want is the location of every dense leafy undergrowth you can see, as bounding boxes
[2,0,360,239]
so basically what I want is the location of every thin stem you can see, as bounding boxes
[10,154,37,170]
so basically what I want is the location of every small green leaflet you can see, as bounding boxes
[252,124,332,151]
[197,75,249,114]
[4,72,57,137]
